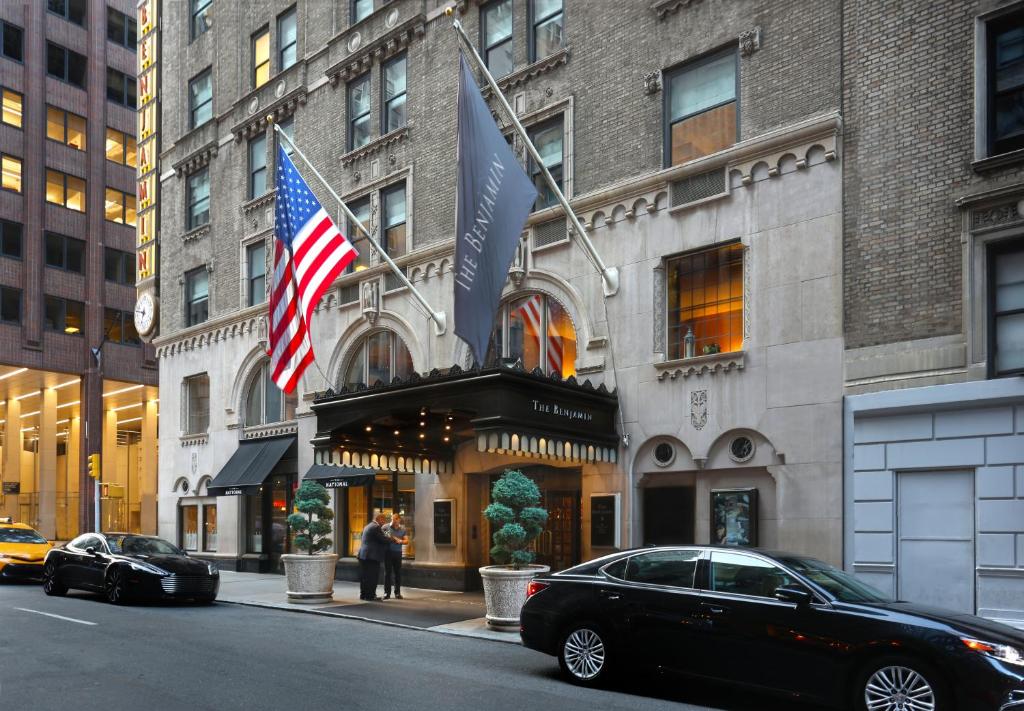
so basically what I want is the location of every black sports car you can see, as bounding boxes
[520,546,1024,711]
[42,532,219,604]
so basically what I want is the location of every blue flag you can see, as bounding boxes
[454,52,538,366]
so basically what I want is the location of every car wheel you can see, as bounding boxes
[857,656,948,711]
[104,566,128,605]
[42,562,67,597]
[557,623,612,686]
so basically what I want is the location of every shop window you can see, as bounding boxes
[666,242,743,359]
[0,219,21,259]
[243,360,297,426]
[1,21,23,62]
[191,0,212,41]
[107,7,137,49]
[351,0,372,24]
[46,106,87,150]
[2,88,22,128]
[247,241,266,306]
[342,330,414,387]
[340,472,415,557]
[48,0,86,26]
[488,293,577,376]
[345,197,371,273]
[0,286,21,324]
[104,247,135,285]
[665,47,738,167]
[382,181,407,257]
[990,239,1024,376]
[45,169,85,211]
[528,116,563,210]
[530,0,564,62]
[185,267,209,326]
[252,26,270,88]
[44,232,85,273]
[248,132,267,198]
[348,74,371,151]
[382,54,407,134]
[184,373,210,435]
[1,155,21,193]
[987,10,1024,156]
[47,43,86,88]
[181,506,199,551]
[187,167,210,229]
[278,7,297,72]
[203,504,218,551]
[105,187,137,226]
[105,128,136,167]
[44,296,84,335]
[189,69,213,129]
[482,0,513,78]
[246,491,263,553]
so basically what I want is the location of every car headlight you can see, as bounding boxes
[207,563,219,576]
[962,637,1024,667]
[127,560,167,575]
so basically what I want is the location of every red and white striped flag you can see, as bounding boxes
[517,294,563,376]
[270,145,357,393]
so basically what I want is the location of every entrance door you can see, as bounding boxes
[897,470,975,613]
[537,491,580,572]
[643,486,695,545]
[266,474,294,571]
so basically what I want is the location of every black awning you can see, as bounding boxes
[208,436,295,496]
[302,464,376,489]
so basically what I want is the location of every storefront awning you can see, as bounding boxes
[302,464,377,489]
[207,436,295,496]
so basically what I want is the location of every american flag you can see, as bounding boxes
[270,145,357,393]
[517,294,563,376]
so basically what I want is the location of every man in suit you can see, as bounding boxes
[357,512,392,601]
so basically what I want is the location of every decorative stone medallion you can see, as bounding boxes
[348,32,362,53]
[248,96,259,114]
[385,8,399,28]
[691,390,708,430]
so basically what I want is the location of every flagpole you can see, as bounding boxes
[449,16,619,298]
[271,120,447,336]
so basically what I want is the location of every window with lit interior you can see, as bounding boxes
[244,360,297,426]
[666,242,743,359]
[487,293,577,377]
[342,331,414,387]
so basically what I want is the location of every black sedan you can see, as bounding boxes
[42,532,219,605]
[520,546,1024,711]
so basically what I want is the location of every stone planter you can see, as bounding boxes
[281,553,338,604]
[479,564,550,630]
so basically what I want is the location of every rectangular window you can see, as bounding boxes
[252,27,270,88]
[44,296,85,335]
[988,11,1024,155]
[530,0,564,62]
[276,116,294,156]
[382,54,407,134]
[107,7,137,49]
[665,48,738,166]
[382,182,407,257]
[346,197,371,273]
[203,504,217,551]
[278,7,297,72]
[248,133,267,198]
[185,373,210,434]
[46,106,87,150]
[528,115,563,210]
[104,308,140,346]
[44,232,85,274]
[187,168,210,230]
[0,219,21,259]
[185,267,209,326]
[104,247,135,285]
[104,187,137,226]
[2,88,22,128]
[348,74,371,150]
[666,242,743,359]
[191,0,213,41]
[47,42,87,88]
[107,68,136,108]
[181,506,198,551]
[990,240,1024,376]
[247,241,266,306]
[482,0,513,77]
[351,0,372,24]
[48,0,86,26]
[0,286,20,324]
[189,69,213,129]
[1,155,21,193]
[105,127,137,167]
[1,22,23,62]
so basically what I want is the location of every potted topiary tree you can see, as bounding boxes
[281,480,338,604]
[479,469,549,630]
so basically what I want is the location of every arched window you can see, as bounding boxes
[488,293,577,377]
[343,331,414,387]
[244,361,297,426]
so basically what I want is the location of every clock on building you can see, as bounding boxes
[134,291,158,338]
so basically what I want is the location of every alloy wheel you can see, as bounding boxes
[42,562,64,595]
[105,568,124,604]
[864,665,936,711]
[562,628,606,680]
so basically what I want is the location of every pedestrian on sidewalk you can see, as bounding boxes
[357,512,391,601]
[382,513,409,600]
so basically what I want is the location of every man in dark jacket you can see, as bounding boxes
[357,513,391,601]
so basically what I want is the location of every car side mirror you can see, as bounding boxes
[775,584,812,606]
[85,546,96,556]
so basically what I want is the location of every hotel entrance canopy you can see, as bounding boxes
[310,364,620,475]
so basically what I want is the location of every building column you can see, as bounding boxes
[37,388,56,539]
[140,399,157,534]
[66,415,80,536]
[1,397,20,518]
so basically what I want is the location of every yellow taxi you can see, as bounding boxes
[0,517,52,582]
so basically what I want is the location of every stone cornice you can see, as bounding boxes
[230,85,308,143]
[241,189,276,217]
[242,421,298,440]
[654,352,745,380]
[652,0,704,20]
[481,47,571,95]
[340,126,409,167]
[326,14,426,87]
[181,223,210,244]
[153,303,266,356]
[172,140,218,176]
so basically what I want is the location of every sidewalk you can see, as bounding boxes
[216,571,521,644]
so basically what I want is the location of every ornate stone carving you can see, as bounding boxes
[327,16,426,86]
[172,140,218,176]
[341,126,409,166]
[691,390,707,430]
[643,70,662,95]
[655,352,746,380]
[653,0,704,21]
[972,202,1021,230]
[739,27,762,57]
[508,237,528,286]
[481,47,571,95]
[230,86,308,143]
[652,265,665,355]
[361,280,381,324]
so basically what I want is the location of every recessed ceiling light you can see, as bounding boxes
[54,378,79,390]
[0,367,27,381]
[365,425,372,432]
[445,424,451,431]
[419,421,425,427]
[103,384,144,398]
[419,433,425,439]
[393,430,400,436]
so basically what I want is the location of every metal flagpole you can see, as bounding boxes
[449,16,619,297]
[271,120,447,335]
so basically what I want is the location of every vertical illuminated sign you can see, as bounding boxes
[136,0,159,283]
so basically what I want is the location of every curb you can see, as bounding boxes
[216,598,523,645]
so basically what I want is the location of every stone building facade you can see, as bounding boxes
[842,0,1024,627]
[154,0,845,587]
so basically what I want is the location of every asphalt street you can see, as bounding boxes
[0,582,819,711]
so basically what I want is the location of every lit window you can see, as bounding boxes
[105,127,137,167]
[666,242,743,359]
[244,361,297,426]
[45,170,88,211]
[189,69,213,129]
[487,294,577,376]
[2,155,21,193]
[382,54,407,134]
[44,296,85,335]
[278,7,297,72]
[343,331,414,387]
[2,88,22,128]
[252,27,270,88]
[348,74,371,150]
[990,240,1024,376]
[184,373,210,434]
[202,504,217,551]
[528,116,563,210]
[482,0,513,77]
[47,106,87,150]
[187,168,210,230]
[382,182,406,257]
[530,0,564,62]
[105,188,136,226]
[181,506,198,551]
[665,48,738,166]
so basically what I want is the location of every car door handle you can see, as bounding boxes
[600,591,622,601]
[702,604,726,616]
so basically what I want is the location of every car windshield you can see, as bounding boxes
[0,527,47,544]
[108,536,181,556]
[781,556,892,603]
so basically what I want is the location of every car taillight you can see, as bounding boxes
[526,580,549,598]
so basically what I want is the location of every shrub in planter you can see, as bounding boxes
[282,480,338,604]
